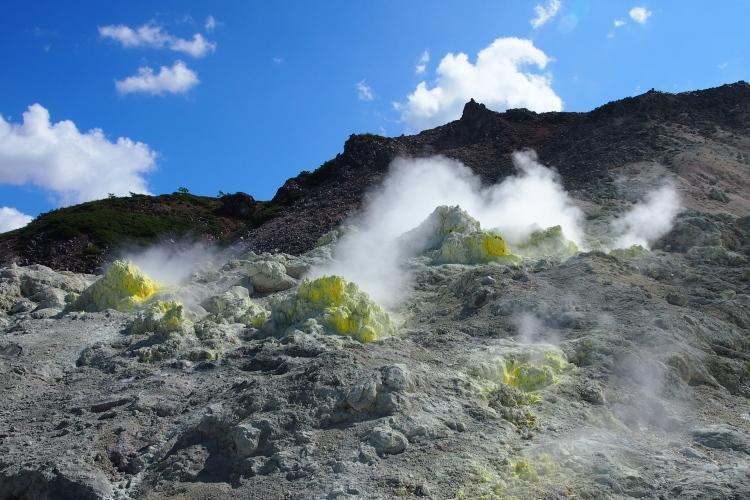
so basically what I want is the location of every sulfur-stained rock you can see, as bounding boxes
[471,345,569,393]
[202,286,251,318]
[202,286,268,326]
[609,244,650,260]
[71,260,160,312]
[128,300,193,336]
[400,205,518,264]
[512,225,578,260]
[267,275,396,342]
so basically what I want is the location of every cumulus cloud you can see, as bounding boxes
[415,50,430,74]
[530,0,562,28]
[629,6,652,24]
[0,103,155,205]
[395,37,563,131]
[99,22,216,57]
[356,80,374,101]
[614,19,626,27]
[0,207,33,233]
[115,60,199,95]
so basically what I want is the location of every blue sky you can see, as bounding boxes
[1,1,748,230]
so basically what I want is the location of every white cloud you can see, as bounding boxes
[0,207,33,233]
[415,50,430,74]
[629,6,652,24]
[356,80,375,101]
[0,104,155,206]
[99,22,216,57]
[614,19,626,27]
[115,60,199,95]
[530,0,562,29]
[205,15,217,32]
[395,37,563,131]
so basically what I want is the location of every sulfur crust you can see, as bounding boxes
[269,275,395,343]
[72,260,161,312]
[128,300,191,336]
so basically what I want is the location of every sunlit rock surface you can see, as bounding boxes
[72,260,160,312]
[127,300,193,336]
[267,275,396,342]
[512,225,579,261]
[401,205,518,264]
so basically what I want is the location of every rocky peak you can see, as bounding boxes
[460,98,490,122]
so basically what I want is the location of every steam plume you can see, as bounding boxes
[312,151,583,307]
[611,183,681,249]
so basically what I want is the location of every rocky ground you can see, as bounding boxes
[1,199,749,499]
[1,82,750,499]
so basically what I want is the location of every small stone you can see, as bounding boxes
[369,426,408,455]
[666,293,688,307]
[231,422,261,458]
[579,383,606,405]
[680,447,706,459]
[381,364,414,392]
[358,444,378,465]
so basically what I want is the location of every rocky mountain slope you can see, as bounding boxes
[0,83,749,499]
[2,82,750,271]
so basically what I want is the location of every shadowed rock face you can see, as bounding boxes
[2,82,750,272]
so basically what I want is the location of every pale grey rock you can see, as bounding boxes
[243,260,296,293]
[368,426,408,455]
[692,425,750,454]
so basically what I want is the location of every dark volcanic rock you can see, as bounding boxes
[216,192,257,219]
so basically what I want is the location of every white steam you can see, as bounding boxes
[611,183,681,249]
[122,242,223,287]
[312,151,583,307]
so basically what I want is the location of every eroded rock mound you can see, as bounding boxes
[72,260,160,312]
[400,205,516,264]
[266,275,396,342]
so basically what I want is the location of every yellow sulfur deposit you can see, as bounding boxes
[268,275,396,342]
[437,230,518,264]
[472,346,569,393]
[511,459,539,482]
[609,244,650,259]
[399,205,520,265]
[72,260,160,312]
[482,232,511,257]
[502,350,569,392]
[128,300,191,336]
[509,455,556,483]
[512,225,578,260]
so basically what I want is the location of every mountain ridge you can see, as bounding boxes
[2,81,749,272]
